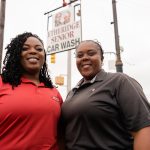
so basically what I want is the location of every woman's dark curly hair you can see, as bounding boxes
[1,32,54,88]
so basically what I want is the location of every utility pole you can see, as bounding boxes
[0,0,6,73]
[112,0,123,72]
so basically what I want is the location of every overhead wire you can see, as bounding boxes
[119,0,150,10]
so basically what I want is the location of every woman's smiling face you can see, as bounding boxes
[76,41,103,80]
[20,36,45,75]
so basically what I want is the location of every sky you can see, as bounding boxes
[2,0,150,100]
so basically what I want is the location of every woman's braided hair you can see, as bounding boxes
[1,32,53,88]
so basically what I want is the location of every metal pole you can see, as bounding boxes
[0,0,6,73]
[67,50,71,93]
[112,0,123,72]
[44,0,78,15]
[67,0,73,93]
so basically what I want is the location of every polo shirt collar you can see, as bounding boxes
[94,69,107,82]
[74,69,107,90]
[21,77,45,86]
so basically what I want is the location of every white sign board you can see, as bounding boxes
[47,7,81,54]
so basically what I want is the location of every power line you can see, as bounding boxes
[119,0,150,10]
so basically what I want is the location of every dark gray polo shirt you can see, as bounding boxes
[61,70,150,150]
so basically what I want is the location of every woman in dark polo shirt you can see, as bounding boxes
[60,40,150,150]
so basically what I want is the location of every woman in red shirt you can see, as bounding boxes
[0,32,63,150]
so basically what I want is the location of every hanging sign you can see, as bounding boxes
[47,6,81,54]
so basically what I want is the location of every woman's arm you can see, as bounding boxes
[132,126,150,150]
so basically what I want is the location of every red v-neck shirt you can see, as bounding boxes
[0,76,63,150]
